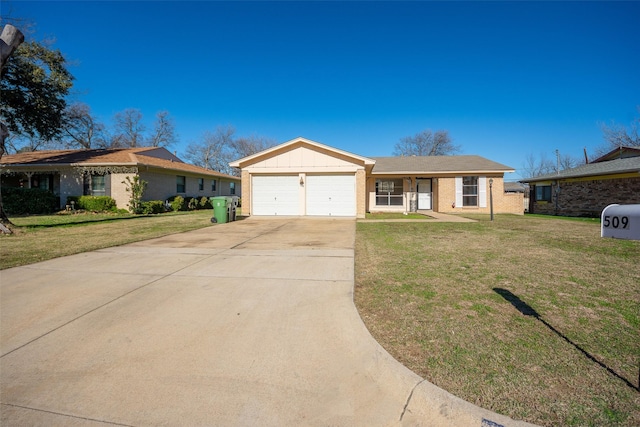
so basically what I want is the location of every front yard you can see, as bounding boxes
[355,214,639,427]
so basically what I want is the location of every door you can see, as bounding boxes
[252,175,300,215]
[305,175,356,216]
[417,179,432,210]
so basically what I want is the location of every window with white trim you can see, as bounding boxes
[462,176,478,207]
[375,178,403,206]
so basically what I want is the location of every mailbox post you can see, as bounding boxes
[601,204,640,240]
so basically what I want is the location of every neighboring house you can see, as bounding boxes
[1,147,240,211]
[521,146,640,217]
[504,182,530,212]
[229,137,523,218]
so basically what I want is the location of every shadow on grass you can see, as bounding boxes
[493,287,639,393]
[17,215,152,229]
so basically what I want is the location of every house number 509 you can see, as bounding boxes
[603,215,629,229]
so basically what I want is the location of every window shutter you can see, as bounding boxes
[455,177,463,207]
[479,176,487,208]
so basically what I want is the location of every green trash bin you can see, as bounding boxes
[210,196,229,224]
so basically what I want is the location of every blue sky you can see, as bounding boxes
[4,1,639,180]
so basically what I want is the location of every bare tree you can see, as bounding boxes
[148,110,177,148]
[184,125,236,175]
[595,107,640,157]
[61,102,107,149]
[521,151,580,179]
[393,129,459,156]
[230,134,275,159]
[112,108,145,147]
[184,126,275,176]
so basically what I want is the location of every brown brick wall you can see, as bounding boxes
[437,176,524,215]
[531,177,640,217]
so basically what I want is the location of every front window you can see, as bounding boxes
[535,185,552,202]
[198,178,204,191]
[84,174,105,196]
[462,176,478,207]
[375,179,403,206]
[230,182,236,195]
[176,176,186,193]
[212,180,217,192]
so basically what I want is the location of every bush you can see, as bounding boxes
[68,195,116,212]
[2,187,59,215]
[168,195,185,212]
[199,196,212,209]
[186,197,198,210]
[140,200,166,215]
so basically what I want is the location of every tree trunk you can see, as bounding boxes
[1,24,26,233]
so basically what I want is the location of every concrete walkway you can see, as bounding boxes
[360,211,477,223]
[1,217,533,426]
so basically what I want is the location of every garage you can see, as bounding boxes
[252,175,299,215]
[306,175,355,216]
[230,137,374,218]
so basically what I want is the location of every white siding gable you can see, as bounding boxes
[247,146,361,173]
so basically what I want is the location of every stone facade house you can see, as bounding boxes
[1,147,240,211]
[521,147,640,217]
[230,137,523,218]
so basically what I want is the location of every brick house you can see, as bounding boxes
[521,147,640,217]
[230,137,523,218]
[1,147,240,211]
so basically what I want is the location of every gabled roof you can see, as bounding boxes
[371,155,514,174]
[1,147,239,180]
[591,146,640,163]
[521,156,640,183]
[229,137,376,168]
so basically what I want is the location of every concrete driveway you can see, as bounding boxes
[1,217,533,427]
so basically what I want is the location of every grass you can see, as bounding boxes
[3,211,638,425]
[355,214,640,427]
[1,210,217,269]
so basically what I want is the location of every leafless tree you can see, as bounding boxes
[148,110,177,147]
[184,126,275,176]
[61,102,107,149]
[594,107,640,157]
[521,151,580,179]
[230,134,276,159]
[393,129,460,156]
[184,125,236,175]
[112,108,145,148]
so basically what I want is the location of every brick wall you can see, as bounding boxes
[531,177,640,217]
[437,176,524,215]
[355,169,366,218]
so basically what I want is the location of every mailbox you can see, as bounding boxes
[601,204,640,240]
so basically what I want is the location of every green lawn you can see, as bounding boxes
[1,210,216,269]
[355,214,640,427]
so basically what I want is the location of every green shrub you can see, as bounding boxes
[2,187,59,215]
[68,195,116,212]
[186,197,198,210]
[168,195,185,211]
[199,196,212,209]
[140,200,166,215]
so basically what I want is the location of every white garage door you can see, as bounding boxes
[252,175,299,215]
[306,175,356,216]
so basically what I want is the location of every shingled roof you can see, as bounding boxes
[370,155,514,174]
[521,156,640,182]
[1,147,239,180]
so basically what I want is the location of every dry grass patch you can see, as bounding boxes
[355,215,639,427]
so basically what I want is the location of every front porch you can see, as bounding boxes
[367,176,436,213]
